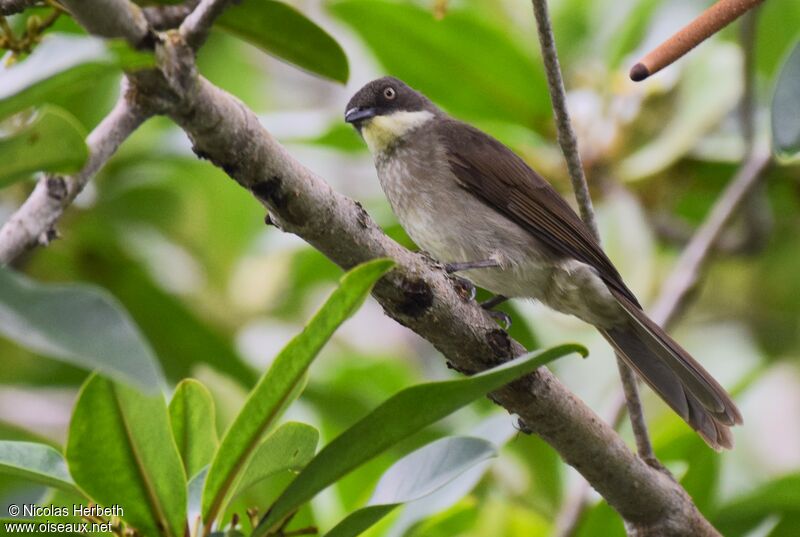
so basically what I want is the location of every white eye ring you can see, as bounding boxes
[384,87,396,100]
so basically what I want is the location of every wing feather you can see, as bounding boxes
[439,119,639,306]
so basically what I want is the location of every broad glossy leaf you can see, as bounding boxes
[52,230,257,387]
[0,268,164,392]
[772,41,800,157]
[388,415,518,537]
[217,0,348,83]
[201,259,394,526]
[326,436,496,537]
[66,375,186,537]
[0,106,88,187]
[330,0,549,125]
[0,441,80,496]
[235,422,318,497]
[170,379,219,478]
[255,343,586,535]
[0,34,116,120]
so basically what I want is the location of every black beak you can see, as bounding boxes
[345,107,378,124]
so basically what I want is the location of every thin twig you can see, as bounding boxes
[630,0,765,81]
[143,1,197,31]
[0,79,150,263]
[179,0,231,49]
[530,0,655,461]
[59,0,151,47]
[0,0,36,16]
[650,152,770,326]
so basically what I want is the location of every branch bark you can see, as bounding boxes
[530,0,655,462]
[59,0,151,47]
[179,0,231,49]
[0,79,150,263]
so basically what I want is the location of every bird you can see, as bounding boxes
[344,76,742,450]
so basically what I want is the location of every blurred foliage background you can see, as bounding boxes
[1,0,800,535]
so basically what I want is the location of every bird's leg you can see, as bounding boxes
[480,295,512,329]
[444,259,501,273]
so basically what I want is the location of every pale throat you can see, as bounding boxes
[361,110,434,154]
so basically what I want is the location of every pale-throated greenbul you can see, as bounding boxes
[345,76,742,450]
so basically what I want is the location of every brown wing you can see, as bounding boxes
[439,119,639,307]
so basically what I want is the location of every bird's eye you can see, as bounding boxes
[383,87,396,100]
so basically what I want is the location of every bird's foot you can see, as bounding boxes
[450,275,476,301]
[485,308,512,330]
[480,295,511,329]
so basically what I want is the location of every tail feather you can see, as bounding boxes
[602,291,742,450]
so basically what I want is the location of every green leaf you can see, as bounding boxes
[756,0,800,77]
[235,422,318,498]
[330,0,550,125]
[0,34,117,120]
[714,474,800,537]
[0,268,164,392]
[170,379,219,478]
[66,374,186,537]
[0,441,80,496]
[772,40,800,157]
[0,106,88,187]
[325,436,496,537]
[255,343,586,535]
[217,0,348,83]
[201,259,394,527]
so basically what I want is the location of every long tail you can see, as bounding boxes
[600,290,743,450]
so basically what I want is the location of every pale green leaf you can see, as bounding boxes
[0,268,164,392]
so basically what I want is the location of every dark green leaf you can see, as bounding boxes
[217,0,348,83]
[0,106,88,186]
[201,259,394,527]
[325,436,496,537]
[772,41,800,157]
[330,0,549,125]
[66,375,186,537]
[0,268,164,392]
[0,34,116,120]
[170,379,219,478]
[0,441,80,496]
[256,343,586,535]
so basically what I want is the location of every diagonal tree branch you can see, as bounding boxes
[0,79,151,264]
[59,0,151,47]
[179,0,232,49]
[530,0,655,462]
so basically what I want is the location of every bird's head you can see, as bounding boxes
[345,77,438,153]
